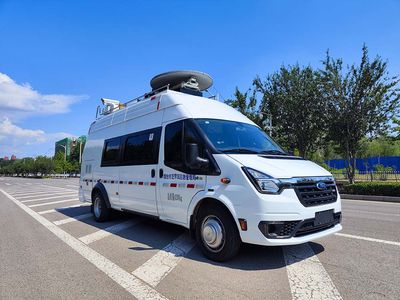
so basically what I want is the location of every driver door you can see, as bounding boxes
[157,120,208,225]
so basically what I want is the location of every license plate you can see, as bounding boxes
[314,209,334,226]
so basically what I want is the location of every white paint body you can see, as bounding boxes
[79,89,342,246]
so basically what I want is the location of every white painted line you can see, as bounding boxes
[21,193,77,203]
[38,204,90,215]
[28,199,78,208]
[132,233,195,287]
[79,219,141,245]
[283,243,342,300]
[11,189,69,197]
[41,184,77,192]
[342,199,400,206]
[5,183,11,186]
[343,209,399,217]
[54,213,93,225]
[67,185,78,188]
[18,191,76,200]
[0,189,168,300]
[335,233,400,246]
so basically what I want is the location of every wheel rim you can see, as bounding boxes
[201,215,225,252]
[94,197,102,218]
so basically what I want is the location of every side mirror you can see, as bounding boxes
[185,143,209,169]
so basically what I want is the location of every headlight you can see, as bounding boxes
[242,167,282,194]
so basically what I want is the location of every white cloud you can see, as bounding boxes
[0,118,74,157]
[0,72,87,116]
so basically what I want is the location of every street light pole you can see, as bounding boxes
[79,140,82,164]
[59,144,67,161]
[259,112,273,136]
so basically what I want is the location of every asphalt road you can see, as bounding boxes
[0,177,399,300]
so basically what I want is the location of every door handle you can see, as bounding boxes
[159,168,164,178]
[151,169,155,178]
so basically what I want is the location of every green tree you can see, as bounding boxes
[253,65,328,158]
[321,45,400,183]
[225,87,262,126]
[34,156,54,176]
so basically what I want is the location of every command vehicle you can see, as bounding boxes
[79,70,342,261]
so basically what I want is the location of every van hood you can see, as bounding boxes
[227,154,332,179]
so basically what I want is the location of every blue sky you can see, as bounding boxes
[0,0,399,158]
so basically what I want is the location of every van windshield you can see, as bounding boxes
[195,119,286,155]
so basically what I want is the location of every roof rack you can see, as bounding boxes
[96,84,170,119]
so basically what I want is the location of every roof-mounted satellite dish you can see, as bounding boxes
[150,70,213,96]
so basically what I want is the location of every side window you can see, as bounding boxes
[102,138,121,166]
[184,121,205,157]
[164,121,183,168]
[164,119,212,174]
[123,128,161,165]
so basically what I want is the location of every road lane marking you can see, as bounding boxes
[28,199,78,208]
[343,209,399,217]
[132,232,195,287]
[67,185,78,188]
[19,192,76,200]
[53,213,93,225]
[38,204,91,215]
[5,183,11,186]
[283,243,342,300]
[79,219,141,244]
[11,189,69,197]
[335,233,400,246]
[21,193,77,203]
[12,190,73,200]
[0,189,168,300]
[342,199,400,206]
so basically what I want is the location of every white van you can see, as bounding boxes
[79,71,342,261]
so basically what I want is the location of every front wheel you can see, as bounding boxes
[92,193,112,222]
[196,205,241,262]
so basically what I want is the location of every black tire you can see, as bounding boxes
[92,192,112,222]
[195,204,241,262]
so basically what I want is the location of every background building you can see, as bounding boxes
[55,135,86,162]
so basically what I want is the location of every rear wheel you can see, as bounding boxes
[92,193,112,222]
[196,204,241,262]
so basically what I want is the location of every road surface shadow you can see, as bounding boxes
[57,208,325,270]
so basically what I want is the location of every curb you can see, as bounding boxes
[340,194,400,203]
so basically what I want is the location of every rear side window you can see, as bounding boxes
[102,138,121,166]
[123,128,161,165]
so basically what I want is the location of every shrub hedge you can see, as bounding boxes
[340,182,400,197]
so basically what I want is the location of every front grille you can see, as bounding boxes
[293,180,338,207]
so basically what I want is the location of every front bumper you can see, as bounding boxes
[236,188,342,246]
[258,212,341,239]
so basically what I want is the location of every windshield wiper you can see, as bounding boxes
[221,149,259,154]
[259,150,288,155]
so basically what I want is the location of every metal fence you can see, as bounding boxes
[331,171,400,182]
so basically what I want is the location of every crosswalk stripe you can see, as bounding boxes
[54,213,93,225]
[79,219,141,244]
[0,189,168,300]
[21,193,77,203]
[283,243,342,300]
[18,191,76,200]
[132,233,195,287]
[38,204,91,215]
[28,199,78,208]
[11,189,69,196]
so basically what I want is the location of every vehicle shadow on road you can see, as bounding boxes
[57,208,325,270]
